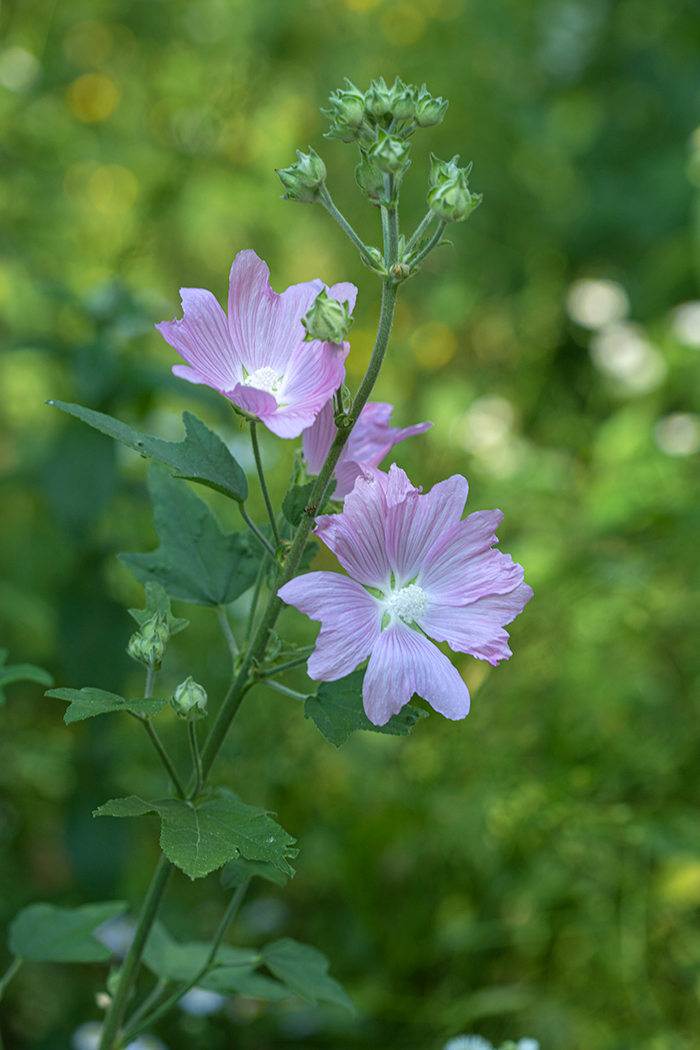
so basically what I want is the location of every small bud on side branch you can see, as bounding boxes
[302,289,353,344]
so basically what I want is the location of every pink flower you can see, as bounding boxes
[157,250,358,440]
[302,400,432,499]
[278,464,532,726]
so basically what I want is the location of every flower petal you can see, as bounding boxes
[302,399,336,475]
[385,470,469,587]
[158,288,240,391]
[278,572,382,680]
[328,281,358,314]
[346,402,432,469]
[363,621,470,726]
[278,340,348,420]
[419,511,524,606]
[229,382,278,424]
[419,581,534,665]
[227,250,323,375]
[315,472,392,589]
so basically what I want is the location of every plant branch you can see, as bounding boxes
[216,605,238,660]
[257,651,313,678]
[138,718,186,800]
[405,209,436,253]
[188,721,203,800]
[245,555,267,644]
[122,978,170,1036]
[262,679,310,702]
[239,504,277,560]
[407,219,446,269]
[249,420,281,547]
[319,187,377,267]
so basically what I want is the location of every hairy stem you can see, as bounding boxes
[405,209,436,253]
[239,504,277,559]
[407,219,446,268]
[98,855,173,1050]
[319,187,377,267]
[250,420,281,547]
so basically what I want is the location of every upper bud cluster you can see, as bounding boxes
[427,153,482,223]
[128,614,170,670]
[324,77,448,147]
[276,148,327,203]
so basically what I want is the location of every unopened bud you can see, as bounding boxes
[361,245,387,276]
[368,129,410,174]
[428,171,482,223]
[355,152,385,200]
[127,614,169,670]
[389,78,417,122]
[276,148,326,203]
[415,85,448,127]
[327,80,365,128]
[364,77,392,119]
[302,289,352,344]
[170,676,208,720]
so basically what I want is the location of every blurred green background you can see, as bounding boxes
[2,0,700,1047]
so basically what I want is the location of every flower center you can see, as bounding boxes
[387,583,428,624]
[243,366,281,396]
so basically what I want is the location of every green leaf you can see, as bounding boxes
[220,856,288,889]
[94,791,298,880]
[0,650,53,705]
[262,938,355,1013]
[8,901,127,963]
[48,402,248,503]
[143,922,257,983]
[45,687,166,725]
[128,581,189,634]
[119,465,261,606]
[282,480,337,528]
[304,668,428,747]
[202,967,292,1000]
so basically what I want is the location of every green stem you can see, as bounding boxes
[405,209,436,253]
[245,555,267,644]
[122,978,170,1036]
[249,420,281,548]
[0,957,22,1001]
[98,855,173,1050]
[319,187,377,267]
[216,605,239,660]
[408,219,446,268]
[122,881,251,1043]
[141,719,186,800]
[257,651,313,678]
[239,505,277,560]
[188,721,203,800]
[263,679,310,702]
[144,666,155,700]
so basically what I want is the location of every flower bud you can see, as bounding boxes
[361,245,387,276]
[389,79,417,122]
[368,128,410,174]
[415,84,448,127]
[364,77,392,119]
[327,80,365,128]
[355,152,385,200]
[127,614,169,670]
[276,148,326,203]
[428,170,482,223]
[302,289,352,344]
[170,676,208,720]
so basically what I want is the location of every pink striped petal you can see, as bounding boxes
[419,513,523,606]
[279,340,348,415]
[158,288,240,391]
[315,472,392,589]
[328,282,358,314]
[302,400,336,475]
[385,470,469,587]
[419,581,533,665]
[363,622,470,726]
[278,572,382,680]
[229,383,278,424]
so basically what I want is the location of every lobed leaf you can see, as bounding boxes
[304,668,428,747]
[143,922,257,983]
[128,581,189,634]
[262,937,355,1013]
[202,967,292,1000]
[8,901,127,963]
[48,402,248,503]
[220,856,288,889]
[45,687,166,724]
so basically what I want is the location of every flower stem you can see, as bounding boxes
[140,719,187,800]
[122,880,251,1043]
[245,554,267,644]
[249,420,281,548]
[319,187,377,267]
[187,721,203,800]
[239,504,277,559]
[256,650,314,678]
[0,957,22,1001]
[121,978,170,1037]
[262,679,310,702]
[405,209,436,253]
[407,219,446,268]
[216,605,239,660]
[98,854,173,1050]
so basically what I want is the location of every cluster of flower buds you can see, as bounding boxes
[170,676,208,720]
[127,614,170,670]
[302,288,353,345]
[276,147,327,203]
[427,153,482,223]
[324,77,448,145]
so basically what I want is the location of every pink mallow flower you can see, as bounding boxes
[156,250,357,440]
[302,399,432,499]
[278,464,532,726]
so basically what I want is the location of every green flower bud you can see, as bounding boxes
[428,170,482,222]
[364,77,392,119]
[389,78,417,122]
[324,119,361,143]
[170,676,208,720]
[276,148,326,203]
[429,152,464,187]
[368,128,410,174]
[327,80,365,128]
[415,84,449,127]
[302,288,353,344]
[355,151,385,200]
[127,614,169,670]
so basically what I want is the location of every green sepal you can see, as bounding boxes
[0,650,53,706]
[45,687,166,724]
[128,582,189,635]
[261,938,355,1013]
[48,402,248,503]
[304,668,428,747]
[119,465,262,607]
[220,856,288,889]
[94,789,298,880]
[8,901,127,963]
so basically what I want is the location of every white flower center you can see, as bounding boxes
[243,366,281,396]
[387,583,428,624]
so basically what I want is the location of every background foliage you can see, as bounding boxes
[1,0,700,1047]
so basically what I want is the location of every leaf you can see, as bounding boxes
[128,582,189,634]
[0,650,53,705]
[282,480,337,528]
[143,922,257,983]
[262,938,355,1013]
[202,967,292,1000]
[8,901,127,963]
[45,687,166,725]
[94,791,298,880]
[119,465,261,606]
[220,856,288,889]
[48,402,248,503]
[304,668,428,748]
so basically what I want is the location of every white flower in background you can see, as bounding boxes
[443,1036,493,1050]
[590,322,666,394]
[452,396,526,479]
[654,413,700,457]
[177,987,227,1016]
[0,47,40,91]
[72,1023,167,1050]
[566,278,629,330]
[93,914,136,958]
[670,301,700,348]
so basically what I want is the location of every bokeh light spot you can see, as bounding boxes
[654,413,700,457]
[382,3,427,44]
[87,166,139,214]
[566,278,629,330]
[0,47,41,92]
[670,301,700,349]
[62,22,114,67]
[66,73,120,123]
[410,321,457,368]
[590,323,666,394]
